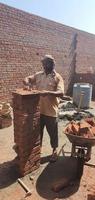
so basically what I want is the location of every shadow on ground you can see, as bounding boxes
[36,156,81,199]
[0,158,19,189]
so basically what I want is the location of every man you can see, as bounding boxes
[23,55,64,162]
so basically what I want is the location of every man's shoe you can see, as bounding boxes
[49,151,58,163]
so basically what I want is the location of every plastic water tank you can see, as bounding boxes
[73,83,92,108]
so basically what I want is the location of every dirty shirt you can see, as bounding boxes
[33,70,64,117]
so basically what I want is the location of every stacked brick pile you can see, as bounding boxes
[65,118,95,138]
[13,89,41,176]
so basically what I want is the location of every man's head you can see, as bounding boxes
[41,55,55,74]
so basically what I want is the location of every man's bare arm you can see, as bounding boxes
[46,90,64,98]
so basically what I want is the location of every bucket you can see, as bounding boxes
[73,83,92,108]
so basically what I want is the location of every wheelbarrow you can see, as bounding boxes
[65,133,95,179]
[65,133,95,161]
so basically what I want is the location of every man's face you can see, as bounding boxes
[42,59,54,74]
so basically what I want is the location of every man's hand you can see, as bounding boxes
[23,85,31,91]
[23,75,36,90]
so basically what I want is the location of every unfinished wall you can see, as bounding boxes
[0,3,95,101]
[75,33,95,98]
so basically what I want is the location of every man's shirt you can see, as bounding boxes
[32,70,64,117]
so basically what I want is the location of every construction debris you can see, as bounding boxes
[52,177,71,192]
[0,102,12,129]
[58,100,94,121]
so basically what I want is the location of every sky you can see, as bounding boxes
[0,0,95,35]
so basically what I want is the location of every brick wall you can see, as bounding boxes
[75,33,95,98]
[0,3,95,101]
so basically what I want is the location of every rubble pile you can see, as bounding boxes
[0,102,12,129]
[58,100,94,121]
[64,118,95,138]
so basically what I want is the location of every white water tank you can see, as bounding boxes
[73,83,92,108]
